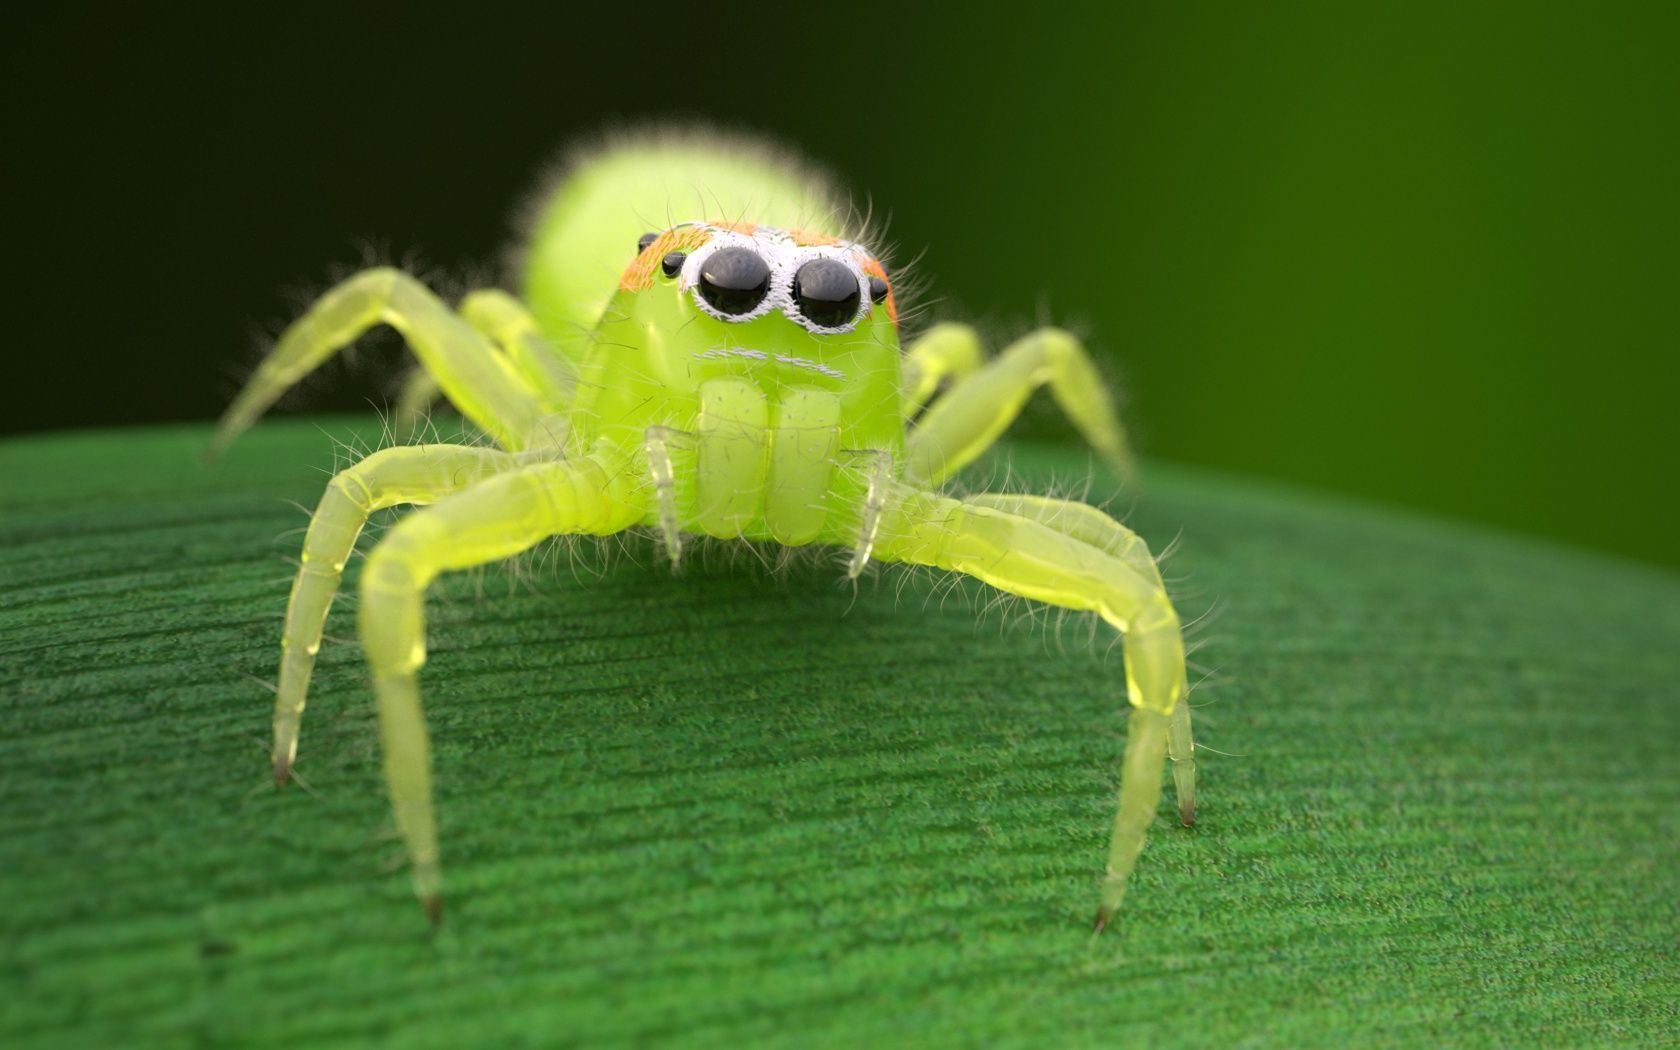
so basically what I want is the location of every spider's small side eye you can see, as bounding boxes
[661,252,687,278]
[698,246,771,315]
[792,258,862,327]
[868,275,889,304]
[637,231,659,254]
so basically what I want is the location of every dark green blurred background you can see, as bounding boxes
[8,4,1675,568]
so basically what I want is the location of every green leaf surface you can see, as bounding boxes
[2,419,1676,1048]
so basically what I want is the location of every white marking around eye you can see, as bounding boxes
[679,224,872,334]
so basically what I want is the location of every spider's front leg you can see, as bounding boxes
[271,444,520,783]
[356,453,643,918]
[872,484,1188,933]
[902,326,1134,487]
[965,493,1197,826]
[212,268,552,456]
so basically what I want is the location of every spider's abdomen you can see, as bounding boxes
[520,129,845,347]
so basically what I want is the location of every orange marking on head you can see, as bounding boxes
[711,220,759,236]
[860,257,898,326]
[619,227,711,292]
[787,227,843,247]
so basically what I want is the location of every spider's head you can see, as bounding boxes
[607,222,901,374]
[589,222,907,451]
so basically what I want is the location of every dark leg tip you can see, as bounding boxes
[1179,800,1196,827]
[1091,907,1113,936]
[273,758,292,787]
[422,895,442,926]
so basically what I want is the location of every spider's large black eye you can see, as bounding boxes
[637,231,659,253]
[697,246,771,316]
[792,258,862,328]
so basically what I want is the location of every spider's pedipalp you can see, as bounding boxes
[643,425,692,569]
[844,449,895,578]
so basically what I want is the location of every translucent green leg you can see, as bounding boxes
[967,492,1196,826]
[390,291,577,441]
[212,267,545,456]
[391,368,442,441]
[901,322,985,418]
[874,483,1187,933]
[458,289,577,409]
[904,327,1134,488]
[271,444,518,784]
[356,454,643,918]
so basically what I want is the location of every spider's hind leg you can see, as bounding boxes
[903,327,1133,488]
[900,322,985,418]
[390,291,578,442]
[213,268,546,456]
[391,367,442,441]
[458,288,577,410]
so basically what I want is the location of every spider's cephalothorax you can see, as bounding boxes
[577,221,907,551]
[215,131,1196,933]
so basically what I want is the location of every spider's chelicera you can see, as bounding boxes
[214,135,1196,934]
